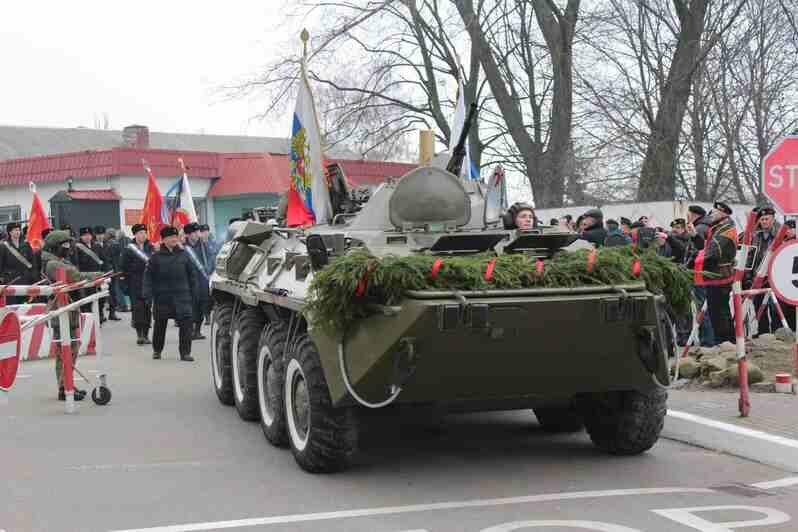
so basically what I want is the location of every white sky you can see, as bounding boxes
[0,0,301,136]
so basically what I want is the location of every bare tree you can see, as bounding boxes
[228,1,495,164]
[457,0,580,207]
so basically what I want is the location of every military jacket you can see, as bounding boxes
[43,251,103,330]
[0,238,36,284]
[703,219,737,277]
[119,241,153,300]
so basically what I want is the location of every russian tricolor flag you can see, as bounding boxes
[286,60,331,227]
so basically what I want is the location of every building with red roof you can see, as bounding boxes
[0,124,416,237]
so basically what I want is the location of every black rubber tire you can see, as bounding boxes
[284,334,358,473]
[210,302,234,406]
[257,322,288,447]
[533,405,584,433]
[232,306,266,421]
[91,386,112,406]
[578,388,668,455]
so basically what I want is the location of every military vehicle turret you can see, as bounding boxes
[209,166,674,473]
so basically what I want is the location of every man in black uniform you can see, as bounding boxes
[143,226,197,361]
[74,227,106,318]
[747,207,781,337]
[119,224,154,345]
[93,225,121,321]
[183,223,211,340]
[0,222,36,304]
[702,202,738,345]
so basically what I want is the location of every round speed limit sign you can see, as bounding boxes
[769,240,798,306]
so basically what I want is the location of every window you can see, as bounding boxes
[0,205,21,225]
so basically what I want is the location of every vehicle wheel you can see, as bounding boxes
[284,334,358,473]
[578,388,667,455]
[257,322,288,447]
[533,405,584,433]
[231,306,266,421]
[210,302,234,406]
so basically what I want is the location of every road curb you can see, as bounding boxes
[664,409,798,473]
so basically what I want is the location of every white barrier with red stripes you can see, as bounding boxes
[6,304,97,361]
[0,273,111,413]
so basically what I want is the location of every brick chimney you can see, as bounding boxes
[122,125,150,149]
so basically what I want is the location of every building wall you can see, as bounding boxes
[0,175,215,236]
[212,194,278,238]
[116,175,215,235]
[0,177,112,222]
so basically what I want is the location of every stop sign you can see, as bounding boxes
[0,309,21,391]
[763,136,798,215]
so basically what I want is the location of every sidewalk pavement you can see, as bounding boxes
[664,388,798,473]
[669,389,798,441]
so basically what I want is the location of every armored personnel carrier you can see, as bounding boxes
[209,166,673,473]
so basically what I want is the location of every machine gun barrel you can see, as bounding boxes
[446,103,478,176]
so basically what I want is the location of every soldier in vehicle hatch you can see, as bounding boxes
[502,203,537,230]
[42,230,103,401]
[143,226,197,362]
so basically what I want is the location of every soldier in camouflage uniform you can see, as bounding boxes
[43,230,103,401]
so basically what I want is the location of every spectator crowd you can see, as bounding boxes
[504,201,796,347]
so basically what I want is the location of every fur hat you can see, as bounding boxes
[688,205,706,217]
[713,201,733,216]
[160,226,179,239]
[131,223,147,235]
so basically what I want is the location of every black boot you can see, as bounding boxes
[153,352,161,360]
[180,353,195,362]
[58,387,86,401]
[192,323,206,340]
[141,328,151,344]
[136,329,145,345]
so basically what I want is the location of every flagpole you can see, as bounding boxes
[172,159,187,227]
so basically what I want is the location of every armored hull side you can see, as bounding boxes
[312,284,671,409]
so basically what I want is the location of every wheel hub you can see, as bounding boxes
[292,374,309,440]
[259,347,274,423]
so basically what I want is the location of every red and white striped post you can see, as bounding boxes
[734,210,759,417]
[54,267,77,414]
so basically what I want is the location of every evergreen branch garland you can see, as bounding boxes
[306,247,693,336]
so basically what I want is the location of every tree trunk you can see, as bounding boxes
[456,0,578,208]
[637,0,708,201]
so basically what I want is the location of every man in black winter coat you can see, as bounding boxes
[0,222,36,304]
[684,205,711,267]
[666,219,690,264]
[183,223,212,340]
[143,226,197,361]
[578,209,607,248]
[119,224,154,345]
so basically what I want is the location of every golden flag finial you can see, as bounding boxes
[300,29,310,60]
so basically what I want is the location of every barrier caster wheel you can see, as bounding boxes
[92,386,112,405]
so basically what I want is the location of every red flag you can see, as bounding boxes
[26,185,50,251]
[140,161,164,242]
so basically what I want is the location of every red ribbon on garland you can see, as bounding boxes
[586,249,597,273]
[355,263,377,297]
[484,258,497,281]
[632,259,641,278]
[430,258,443,280]
[535,259,544,276]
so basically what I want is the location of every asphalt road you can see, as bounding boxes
[2,318,798,532]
